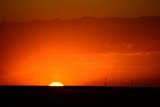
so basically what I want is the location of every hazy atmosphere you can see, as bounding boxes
[0,0,160,87]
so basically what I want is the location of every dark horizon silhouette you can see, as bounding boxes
[0,86,160,106]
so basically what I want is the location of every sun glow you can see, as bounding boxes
[49,82,64,87]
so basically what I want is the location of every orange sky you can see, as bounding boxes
[0,0,160,21]
[1,18,160,87]
[0,0,160,87]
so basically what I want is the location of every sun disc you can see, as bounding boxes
[49,82,64,87]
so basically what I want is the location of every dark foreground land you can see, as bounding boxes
[0,86,160,106]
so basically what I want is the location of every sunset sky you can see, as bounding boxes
[0,0,160,87]
[0,0,160,20]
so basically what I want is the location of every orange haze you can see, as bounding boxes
[1,17,160,87]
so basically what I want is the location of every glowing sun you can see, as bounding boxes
[49,82,64,87]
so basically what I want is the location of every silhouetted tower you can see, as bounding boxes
[131,80,134,87]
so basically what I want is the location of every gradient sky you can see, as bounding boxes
[0,0,160,20]
[1,17,160,86]
[0,0,160,86]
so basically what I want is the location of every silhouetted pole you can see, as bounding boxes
[105,78,107,86]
